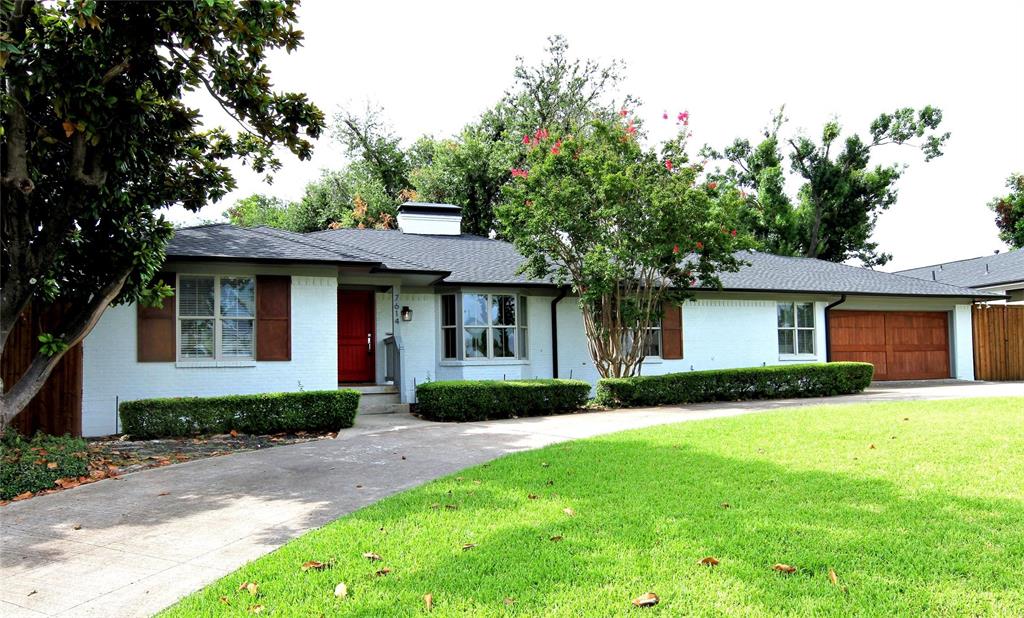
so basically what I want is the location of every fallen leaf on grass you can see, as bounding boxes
[549,535,563,542]
[362,552,382,561]
[238,581,259,596]
[444,504,458,511]
[47,462,58,470]
[375,567,392,576]
[301,560,327,571]
[563,507,575,517]
[720,502,731,509]
[424,593,433,611]
[869,444,876,450]
[828,568,838,586]
[632,592,659,607]
[218,595,230,605]
[699,556,719,566]
[541,462,550,467]
[503,597,515,606]
[248,604,264,614]
[429,503,440,510]
[545,480,554,486]
[334,582,348,598]
[527,494,538,500]
[461,543,476,551]
[773,564,797,574]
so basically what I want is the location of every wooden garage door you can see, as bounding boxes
[829,311,950,380]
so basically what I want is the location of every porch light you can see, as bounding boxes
[401,306,413,322]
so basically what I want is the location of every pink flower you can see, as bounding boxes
[522,134,531,145]
[510,168,529,178]
[731,229,737,237]
[534,128,549,141]
[626,120,637,135]
[678,110,690,125]
[673,244,680,254]
[662,111,669,120]
[551,140,562,155]
[696,241,704,250]
[665,159,673,171]
[707,181,718,190]
[619,108,629,117]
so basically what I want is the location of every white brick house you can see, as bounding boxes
[79,203,1002,436]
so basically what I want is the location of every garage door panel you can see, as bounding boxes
[829,310,950,381]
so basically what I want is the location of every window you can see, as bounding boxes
[178,275,255,360]
[440,293,528,360]
[643,320,661,358]
[778,301,815,355]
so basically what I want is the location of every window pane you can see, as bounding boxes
[644,328,661,357]
[180,319,214,358]
[518,326,528,359]
[220,277,255,317]
[777,303,794,328]
[179,276,214,317]
[491,295,516,326]
[519,296,528,326]
[464,327,487,357]
[796,302,815,328]
[221,319,254,357]
[797,329,815,355]
[462,294,487,326]
[442,328,457,359]
[778,329,795,354]
[492,327,516,358]
[441,295,456,327]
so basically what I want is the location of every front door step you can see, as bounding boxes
[341,384,408,415]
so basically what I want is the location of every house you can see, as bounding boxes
[79,203,1003,436]
[896,248,1024,303]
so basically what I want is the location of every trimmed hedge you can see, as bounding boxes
[119,390,360,439]
[416,379,592,422]
[1,431,89,500]
[595,362,874,407]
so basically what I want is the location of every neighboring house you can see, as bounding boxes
[79,203,1002,435]
[896,248,1024,303]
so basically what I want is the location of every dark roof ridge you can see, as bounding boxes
[894,247,1022,272]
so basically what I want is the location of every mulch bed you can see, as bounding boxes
[1,430,336,505]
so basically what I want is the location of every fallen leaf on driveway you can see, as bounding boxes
[12,491,33,501]
[828,568,838,586]
[301,560,327,571]
[699,556,719,566]
[773,563,797,574]
[239,581,259,595]
[334,582,348,597]
[632,592,659,607]
[158,492,170,497]
[72,524,82,530]
[375,567,392,576]
[424,593,433,611]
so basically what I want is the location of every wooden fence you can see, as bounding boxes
[2,304,83,437]
[972,304,1024,381]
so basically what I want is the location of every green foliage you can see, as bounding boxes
[119,390,360,439]
[1,0,324,421]
[333,105,413,203]
[224,194,293,229]
[292,165,396,231]
[497,116,747,377]
[415,379,591,422]
[595,362,874,407]
[705,107,950,266]
[990,173,1024,248]
[0,430,88,500]
[36,332,69,357]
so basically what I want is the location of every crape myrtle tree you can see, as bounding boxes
[0,0,324,427]
[990,173,1024,249]
[497,112,748,378]
[704,106,950,267]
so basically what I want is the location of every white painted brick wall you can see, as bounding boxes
[81,275,338,436]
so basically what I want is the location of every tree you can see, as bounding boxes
[990,173,1024,249]
[332,104,412,204]
[225,194,292,229]
[705,107,950,267]
[0,0,324,427]
[291,165,395,231]
[497,114,747,378]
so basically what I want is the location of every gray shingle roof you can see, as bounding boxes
[895,248,1024,289]
[168,224,1000,298]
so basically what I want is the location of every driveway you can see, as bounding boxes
[2,381,1020,617]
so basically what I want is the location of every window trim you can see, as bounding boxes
[176,274,257,362]
[777,301,817,359]
[439,291,529,362]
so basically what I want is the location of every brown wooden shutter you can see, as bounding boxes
[256,275,291,361]
[137,272,176,362]
[661,301,684,359]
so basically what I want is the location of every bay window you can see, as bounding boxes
[178,275,256,360]
[777,301,815,356]
[441,293,528,360]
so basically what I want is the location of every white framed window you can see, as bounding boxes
[177,275,256,360]
[624,320,662,358]
[440,292,528,360]
[778,301,815,356]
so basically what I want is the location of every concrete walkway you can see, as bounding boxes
[1,381,1020,617]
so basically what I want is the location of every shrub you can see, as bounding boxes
[416,379,592,422]
[595,362,874,408]
[0,431,89,500]
[119,390,360,439]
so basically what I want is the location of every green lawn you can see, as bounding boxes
[163,397,1024,617]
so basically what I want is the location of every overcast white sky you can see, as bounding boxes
[170,0,1024,272]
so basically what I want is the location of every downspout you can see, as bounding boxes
[824,294,847,362]
[550,286,570,378]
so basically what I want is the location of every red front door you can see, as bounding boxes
[338,290,375,383]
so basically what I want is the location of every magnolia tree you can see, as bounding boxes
[497,112,747,378]
[0,0,324,427]
[990,173,1024,249]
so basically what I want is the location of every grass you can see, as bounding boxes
[162,397,1024,616]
